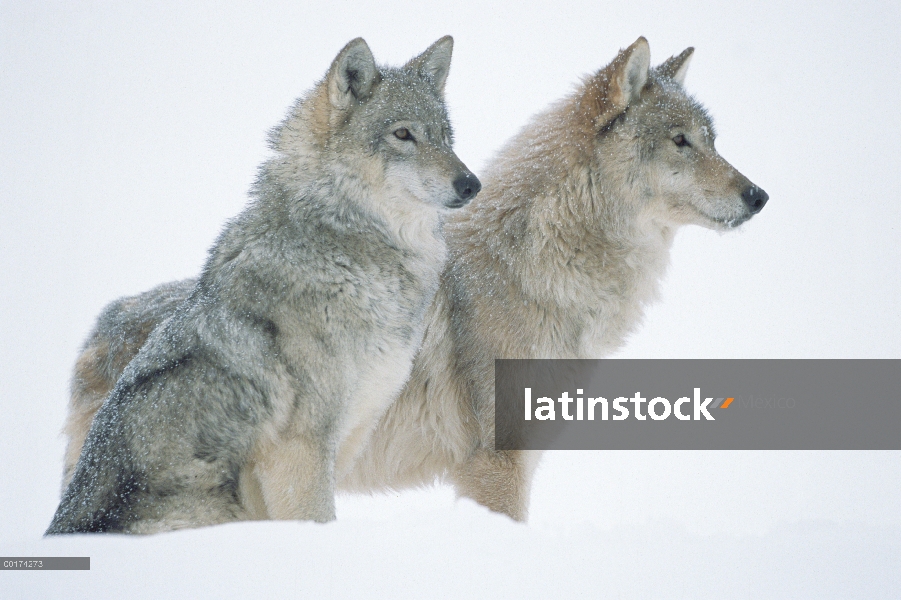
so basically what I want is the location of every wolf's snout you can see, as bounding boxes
[451,173,481,206]
[741,185,768,214]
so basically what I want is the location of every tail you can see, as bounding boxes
[46,476,112,535]
[61,344,120,494]
[49,399,145,535]
[61,279,196,492]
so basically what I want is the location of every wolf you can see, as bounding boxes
[59,38,766,522]
[48,35,480,534]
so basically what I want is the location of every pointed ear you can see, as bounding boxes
[328,38,380,110]
[405,35,453,94]
[610,37,651,109]
[657,47,694,85]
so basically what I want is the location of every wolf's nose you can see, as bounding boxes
[741,185,768,214]
[453,173,481,204]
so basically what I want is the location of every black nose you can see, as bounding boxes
[741,185,768,214]
[452,173,481,204]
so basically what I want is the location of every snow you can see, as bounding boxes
[2,0,900,597]
[19,501,901,598]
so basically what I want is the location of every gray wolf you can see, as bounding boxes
[59,38,766,523]
[48,35,479,534]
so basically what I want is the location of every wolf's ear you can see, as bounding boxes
[657,47,694,85]
[328,38,380,110]
[610,37,651,108]
[405,35,453,95]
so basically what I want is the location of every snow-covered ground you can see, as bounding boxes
[2,1,900,597]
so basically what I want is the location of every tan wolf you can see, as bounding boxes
[48,36,479,534]
[59,37,765,523]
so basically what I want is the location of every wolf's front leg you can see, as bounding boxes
[252,432,336,523]
[450,448,541,522]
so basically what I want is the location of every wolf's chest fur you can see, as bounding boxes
[221,200,445,438]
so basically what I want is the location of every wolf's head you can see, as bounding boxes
[270,37,479,211]
[580,37,767,230]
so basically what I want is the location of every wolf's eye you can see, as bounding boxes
[394,128,414,141]
[673,134,690,148]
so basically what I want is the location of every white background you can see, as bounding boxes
[2,1,899,597]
